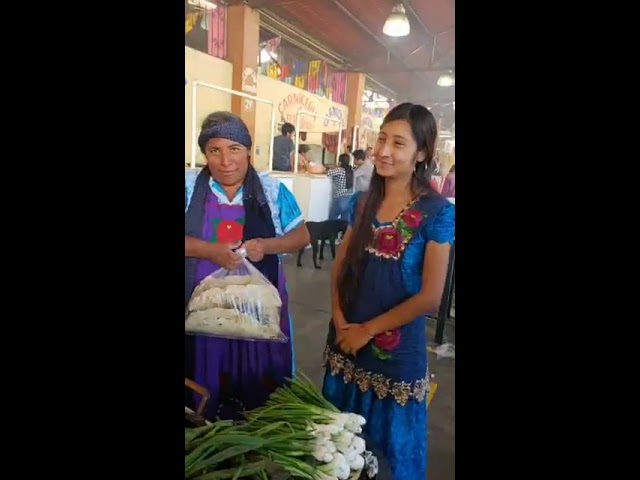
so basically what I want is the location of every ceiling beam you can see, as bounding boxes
[259,10,352,67]
[329,0,431,94]
[432,46,455,68]
[352,66,455,74]
[258,9,400,97]
[400,0,452,65]
[228,0,274,6]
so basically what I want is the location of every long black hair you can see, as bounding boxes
[337,102,438,315]
[338,153,354,189]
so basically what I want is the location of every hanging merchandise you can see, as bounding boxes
[280,64,290,80]
[206,4,226,59]
[292,60,301,76]
[267,64,279,79]
[321,63,329,98]
[331,73,347,105]
[308,60,321,93]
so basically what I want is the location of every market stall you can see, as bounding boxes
[357,111,384,150]
[272,110,344,222]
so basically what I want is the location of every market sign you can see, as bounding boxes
[277,93,319,131]
[259,76,347,133]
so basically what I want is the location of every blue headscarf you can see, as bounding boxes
[197,115,252,152]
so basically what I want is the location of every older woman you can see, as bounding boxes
[185,111,310,419]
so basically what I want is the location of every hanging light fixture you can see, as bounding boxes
[437,72,455,87]
[383,3,410,37]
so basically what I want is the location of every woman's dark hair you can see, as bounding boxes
[201,111,239,131]
[299,144,311,155]
[337,102,438,315]
[338,153,354,189]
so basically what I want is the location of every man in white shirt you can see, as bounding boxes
[353,148,374,192]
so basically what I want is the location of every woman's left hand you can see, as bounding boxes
[242,238,265,262]
[338,324,373,356]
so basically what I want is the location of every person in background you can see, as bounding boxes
[365,147,373,161]
[353,148,373,192]
[440,164,455,198]
[322,102,455,480]
[428,152,442,192]
[327,153,354,220]
[185,111,310,419]
[298,144,326,174]
[346,144,354,164]
[297,144,311,172]
[272,122,296,172]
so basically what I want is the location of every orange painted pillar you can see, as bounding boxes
[344,72,366,151]
[226,4,260,156]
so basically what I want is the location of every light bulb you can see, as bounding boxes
[383,4,410,37]
[437,74,455,87]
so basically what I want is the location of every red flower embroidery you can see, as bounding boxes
[374,329,401,351]
[217,220,243,243]
[400,209,423,229]
[375,227,403,255]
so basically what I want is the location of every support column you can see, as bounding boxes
[226,4,260,158]
[344,72,366,151]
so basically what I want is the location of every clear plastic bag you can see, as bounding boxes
[185,248,287,343]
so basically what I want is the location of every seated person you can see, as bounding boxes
[297,144,326,174]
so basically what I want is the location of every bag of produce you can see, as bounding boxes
[185,248,287,342]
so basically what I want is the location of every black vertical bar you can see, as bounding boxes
[448,265,455,318]
[435,243,455,345]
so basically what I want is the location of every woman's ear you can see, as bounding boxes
[416,150,427,164]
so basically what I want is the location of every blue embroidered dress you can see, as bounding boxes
[322,191,455,480]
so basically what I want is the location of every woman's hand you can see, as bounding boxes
[337,324,373,356]
[242,238,265,262]
[333,315,348,344]
[208,241,242,270]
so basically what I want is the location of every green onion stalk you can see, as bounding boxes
[185,375,369,480]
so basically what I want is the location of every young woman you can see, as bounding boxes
[322,103,455,479]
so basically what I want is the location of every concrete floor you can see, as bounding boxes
[283,254,455,480]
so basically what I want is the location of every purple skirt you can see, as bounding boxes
[188,264,293,420]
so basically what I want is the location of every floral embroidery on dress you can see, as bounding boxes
[210,218,244,243]
[371,329,401,360]
[323,346,429,406]
[366,202,426,260]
